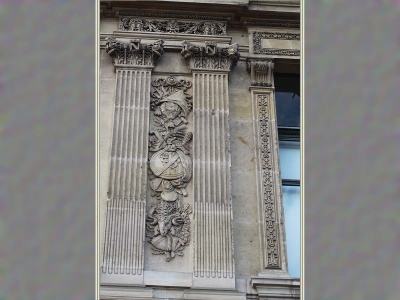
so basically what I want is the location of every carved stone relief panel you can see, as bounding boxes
[253,32,300,56]
[145,76,193,262]
[119,17,227,36]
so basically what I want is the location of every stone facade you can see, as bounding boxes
[99,1,300,299]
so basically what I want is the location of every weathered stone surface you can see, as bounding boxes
[99,1,300,298]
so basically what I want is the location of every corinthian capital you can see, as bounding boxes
[246,58,274,87]
[105,37,164,67]
[181,41,240,71]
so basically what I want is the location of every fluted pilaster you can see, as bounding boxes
[101,38,164,285]
[182,41,239,289]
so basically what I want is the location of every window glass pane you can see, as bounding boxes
[275,73,300,127]
[279,142,300,180]
[283,185,300,278]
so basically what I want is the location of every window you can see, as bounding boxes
[276,73,300,278]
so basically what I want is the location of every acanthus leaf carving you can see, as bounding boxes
[119,17,227,36]
[181,41,240,71]
[105,37,164,66]
[247,58,274,87]
[146,76,193,262]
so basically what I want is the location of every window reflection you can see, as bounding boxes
[275,73,300,127]
[283,185,300,278]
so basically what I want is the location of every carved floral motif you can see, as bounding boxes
[146,77,193,262]
[105,37,164,66]
[120,18,227,36]
[258,94,280,268]
[181,41,240,70]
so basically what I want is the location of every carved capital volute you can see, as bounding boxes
[246,58,274,87]
[105,36,164,67]
[181,41,240,72]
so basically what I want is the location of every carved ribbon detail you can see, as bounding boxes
[146,77,193,262]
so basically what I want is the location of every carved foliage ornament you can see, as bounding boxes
[105,37,164,66]
[246,59,274,87]
[146,77,193,262]
[120,17,227,36]
[258,94,280,268]
[253,32,300,56]
[181,41,240,71]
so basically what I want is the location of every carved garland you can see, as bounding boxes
[258,94,280,268]
[119,18,226,36]
[253,32,300,56]
[145,77,193,262]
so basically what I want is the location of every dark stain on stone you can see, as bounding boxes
[238,136,248,145]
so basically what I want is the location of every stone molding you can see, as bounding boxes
[247,58,274,87]
[105,37,164,66]
[181,41,240,71]
[119,17,227,36]
[251,276,300,299]
[253,32,300,56]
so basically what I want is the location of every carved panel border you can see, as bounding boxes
[257,94,281,268]
[253,32,300,56]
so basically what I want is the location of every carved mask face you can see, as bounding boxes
[160,101,181,120]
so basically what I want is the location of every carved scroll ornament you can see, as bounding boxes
[181,41,240,71]
[146,77,193,262]
[120,18,227,36]
[105,37,164,66]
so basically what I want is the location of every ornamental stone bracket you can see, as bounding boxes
[246,58,274,87]
[105,36,164,67]
[181,41,240,72]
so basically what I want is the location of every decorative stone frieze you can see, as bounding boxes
[105,37,164,66]
[247,58,274,87]
[119,17,227,36]
[253,32,300,56]
[145,76,193,262]
[181,41,240,71]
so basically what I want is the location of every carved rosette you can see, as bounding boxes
[181,41,240,71]
[145,77,193,262]
[258,94,280,268]
[119,17,227,36]
[247,59,274,87]
[105,37,164,66]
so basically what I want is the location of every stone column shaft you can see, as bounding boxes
[101,38,164,285]
[193,72,234,280]
[182,41,239,288]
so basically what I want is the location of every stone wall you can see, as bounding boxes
[99,1,300,299]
